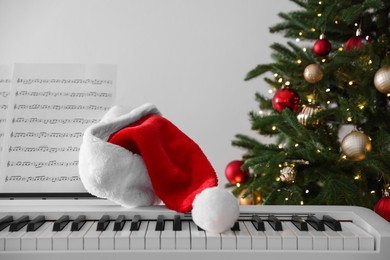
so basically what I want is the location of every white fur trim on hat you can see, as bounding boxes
[78,103,161,207]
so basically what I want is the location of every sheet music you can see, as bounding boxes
[0,64,116,193]
[0,65,12,158]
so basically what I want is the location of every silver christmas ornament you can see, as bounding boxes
[374,66,390,94]
[341,130,372,161]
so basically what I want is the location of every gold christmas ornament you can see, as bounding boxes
[239,189,262,205]
[341,130,372,161]
[297,104,321,127]
[280,163,297,183]
[374,66,390,94]
[304,64,324,83]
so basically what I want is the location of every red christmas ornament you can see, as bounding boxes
[272,88,300,113]
[225,160,249,185]
[345,29,370,51]
[313,34,332,56]
[375,193,390,221]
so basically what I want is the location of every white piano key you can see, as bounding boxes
[205,230,221,250]
[263,222,282,250]
[83,222,101,250]
[280,222,297,250]
[235,222,252,250]
[307,223,328,250]
[243,221,267,250]
[68,221,94,250]
[221,228,236,250]
[338,222,359,250]
[285,222,313,250]
[130,221,148,250]
[323,226,343,250]
[52,221,72,250]
[189,222,206,250]
[175,221,191,250]
[21,222,51,251]
[5,225,28,251]
[114,221,131,250]
[342,222,374,251]
[160,221,175,250]
[99,221,116,250]
[37,222,55,250]
[0,226,10,251]
[145,221,161,250]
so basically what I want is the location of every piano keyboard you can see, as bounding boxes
[0,199,389,260]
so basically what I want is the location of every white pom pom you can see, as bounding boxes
[192,187,239,233]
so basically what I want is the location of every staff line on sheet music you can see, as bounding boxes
[12,117,99,125]
[6,160,79,168]
[17,78,113,85]
[4,175,80,183]
[13,104,110,111]
[8,145,80,153]
[15,90,112,98]
[10,131,83,138]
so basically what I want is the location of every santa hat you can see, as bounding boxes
[79,103,239,233]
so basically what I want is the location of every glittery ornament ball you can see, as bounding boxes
[374,66,390,94]
[303,64,324,83]
[280,165,296,183]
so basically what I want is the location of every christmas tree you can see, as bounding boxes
[229,0,390,213]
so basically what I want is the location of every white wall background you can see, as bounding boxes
[0,0,296,186]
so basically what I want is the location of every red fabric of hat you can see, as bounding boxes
[107,114,218,213]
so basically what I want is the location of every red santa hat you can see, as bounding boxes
[79,103,239,233]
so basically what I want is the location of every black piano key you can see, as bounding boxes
[291,215,308,231]
[231,221,240,231]
[71,215,86,231]
[155,215,165,231]
[130,215,141,231]
[114,215,126,231]
[53,215,70,231]
[9,215,30,232]
[323,215,342,231]
[97,215,110,231]
[173,215,182,231]
[197,225,204,231]
[306,215,325,231]
[27,215,45,232]
[0,216,13,231]
[251,215,265,231]
[268,214,283,231]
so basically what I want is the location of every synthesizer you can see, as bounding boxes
[0,199,389,260]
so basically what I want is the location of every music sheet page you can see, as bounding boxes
[0,64,116,193]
